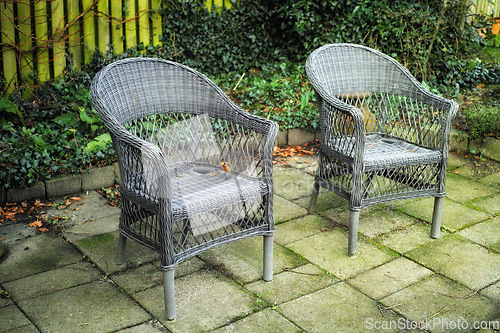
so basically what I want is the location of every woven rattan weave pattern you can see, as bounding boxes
[90,58,278,320]
[306,44,458,256]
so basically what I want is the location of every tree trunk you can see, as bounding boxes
[424,0,448,81]
[458,0,471,31]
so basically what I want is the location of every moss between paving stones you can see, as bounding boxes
[245,263,338,305]
[73,231,160,275]
[0,234,83,284]
[198,236,307,284]
[210,308,301,333]
[287,227,398,280]
[277,282,399,333]
[16,281,151,332]
[457,217,500,253]
[134,270,263,331]
[406,234,500,291]
[380,275,499,330]
[396,197,491,232]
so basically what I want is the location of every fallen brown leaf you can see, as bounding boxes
[29,220,43,228]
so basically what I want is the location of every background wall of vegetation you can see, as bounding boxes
[1,0,499,190]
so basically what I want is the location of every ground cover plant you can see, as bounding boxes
[1,0,499,190]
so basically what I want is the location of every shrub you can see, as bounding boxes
[0,70,115,189]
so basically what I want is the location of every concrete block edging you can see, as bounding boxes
[1,164,120,205]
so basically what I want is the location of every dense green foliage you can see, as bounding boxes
[158,0,499,91]
[1,0,499,189]
[0,69,115,189]
[215,63,318,130]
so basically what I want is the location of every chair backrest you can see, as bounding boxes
[306,44,418,98]
[90,57,238,128]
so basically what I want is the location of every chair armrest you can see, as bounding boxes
[109,124,172,201]
[218,110,279,183]
[314,89,367,161]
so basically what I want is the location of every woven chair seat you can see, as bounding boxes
[170,163,267,232]
[330,135,442,170]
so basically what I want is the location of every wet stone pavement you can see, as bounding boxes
[0,152,499,332]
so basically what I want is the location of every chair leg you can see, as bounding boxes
[116,233,127,264]
[348,210,360,256]
[263,235,273,282]
[430,197,444,239]
[163,268,176,321]
[308,182,320,213]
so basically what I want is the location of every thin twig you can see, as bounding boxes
[233,73,245,91]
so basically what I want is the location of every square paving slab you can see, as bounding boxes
[406,234,500,291]
[245,263,338,305]
[375,222,440,254]
[286,227,398,280]
[274,214,334,246]
[134,270,265,332]
[397,197,491,231]
[277,282,405,333]
[17,281,150,332]
[198,236,307,284]
[0,234,82,283]
[274,195,308,224]
[380,275,499,333]
[72,230,160,275]
[348,257,433,300]
[210,308,300,332]
[458,217,500,252]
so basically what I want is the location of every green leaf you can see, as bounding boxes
[84,133,112,152]
[53,112,79,126]
[79,107,100,124]
[0,97,24,124]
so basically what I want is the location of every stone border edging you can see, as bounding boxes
[0,163,120,205]
[450,128,500,162]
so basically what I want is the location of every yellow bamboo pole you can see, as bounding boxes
[97,0,110,53]
[34,0,50,83]
[213,0,224,11]
[67,0,83,71]
[151,0,162,46]
[137,0,149,49]
[123,0,137,50]
[110,0,124,54]
[51,0,66,78]
[1,3,18,90]
[82,0,96,63]
[17,1,33,87]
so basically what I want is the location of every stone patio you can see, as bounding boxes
[0,152,499,332]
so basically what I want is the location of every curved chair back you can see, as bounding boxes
[90,57,238,128]
[306,44,419,98]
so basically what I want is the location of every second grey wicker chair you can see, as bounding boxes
[90,58,278,320]
[306,44,458,255]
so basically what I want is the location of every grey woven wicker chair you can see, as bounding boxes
[306,44,458,256]
[90,58,278,320]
